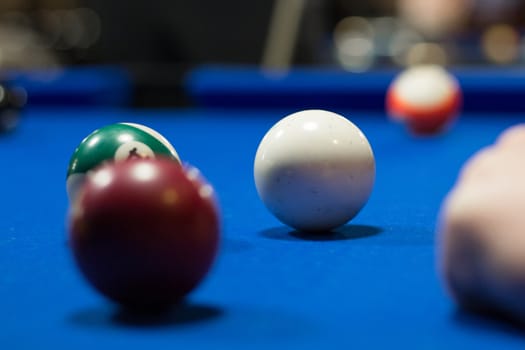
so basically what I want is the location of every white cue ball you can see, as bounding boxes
[254,109,375,232]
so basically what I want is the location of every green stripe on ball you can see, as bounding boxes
[66,123,180,201]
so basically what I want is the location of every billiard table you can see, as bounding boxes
[2,66,525,349]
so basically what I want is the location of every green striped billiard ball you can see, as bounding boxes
[67,123,180,201]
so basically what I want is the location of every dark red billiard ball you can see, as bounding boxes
[68,157,220,309]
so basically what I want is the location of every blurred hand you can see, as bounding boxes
[398,0,473,37]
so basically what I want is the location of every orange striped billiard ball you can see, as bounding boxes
[386,65,462,135]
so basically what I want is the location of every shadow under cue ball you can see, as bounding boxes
[254,109,375,232]
[68,157,220,310]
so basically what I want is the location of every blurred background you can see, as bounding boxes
[1,0,524,105]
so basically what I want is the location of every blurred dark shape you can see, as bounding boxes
[3,1,525,67]
[0,82,26,132]
[76,0,329,106]
[471,0,524,26]
[1,0,525,106]
[80,0,325,65]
